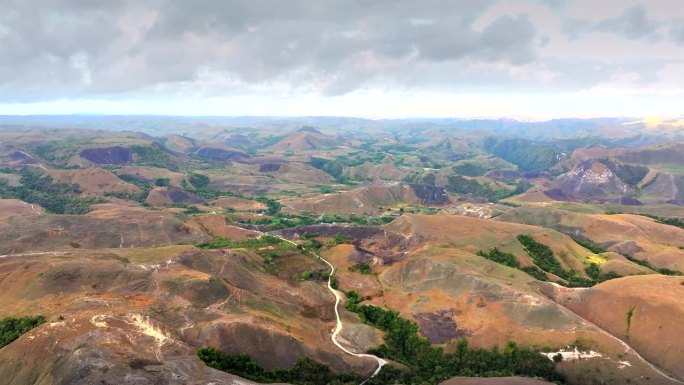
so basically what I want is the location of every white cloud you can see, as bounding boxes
[0,0,682,118]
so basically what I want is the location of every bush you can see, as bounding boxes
[477,248,520,268]
[329,235,354,246]
[585,263,600,279]
[155,177,171,187]
[572,236,607,254]
[183,205,202,215]
[348,262,372,274]
[521,265,550,281]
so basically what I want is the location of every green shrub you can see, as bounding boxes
[572,236,607,254]
[0,316,46,348]
[477,248,520,268]
[155,177,171,187]
[329,235,354,246]
[348,262,372,274]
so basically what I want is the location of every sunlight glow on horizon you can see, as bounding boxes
[0,90,681,121]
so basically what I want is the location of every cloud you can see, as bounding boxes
[0,0,682,106]
[0,0,543,100]
[670,21,684,45]
[596,4,658,40]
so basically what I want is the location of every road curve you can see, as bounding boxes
[536,284,684,384]
[270,234,387,383]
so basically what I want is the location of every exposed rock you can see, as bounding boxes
[546,160,633,202]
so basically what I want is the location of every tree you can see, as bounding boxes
[155,177,171,187]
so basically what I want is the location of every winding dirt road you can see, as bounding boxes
[271,234,387,383]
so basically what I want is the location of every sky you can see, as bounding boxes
[0,0,683,119]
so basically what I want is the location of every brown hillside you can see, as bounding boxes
[0,246,375,384]
[47,168,141,196]
[498,207,684,271]
[284,181,449,215]
[268,129,339,152]
[551,275,684,380]
[145,187,206,206]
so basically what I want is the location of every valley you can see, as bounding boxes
[1,117,684,385]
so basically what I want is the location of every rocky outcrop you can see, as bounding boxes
[545,160,634,202]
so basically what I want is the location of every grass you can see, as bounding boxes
[586,254,608,265]
[110,245,197,263]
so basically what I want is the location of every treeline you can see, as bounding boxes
[569,235,682,276]
[235,212,394,231]
[344,291,564,384]
[197,235,291,250]
[518,235,597,287]
[478,236,621,288]
[197,348,359,385]
[645,214,684,231]
[625,255,682,276]
[0,316,46,348]
[0,169,104,214]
